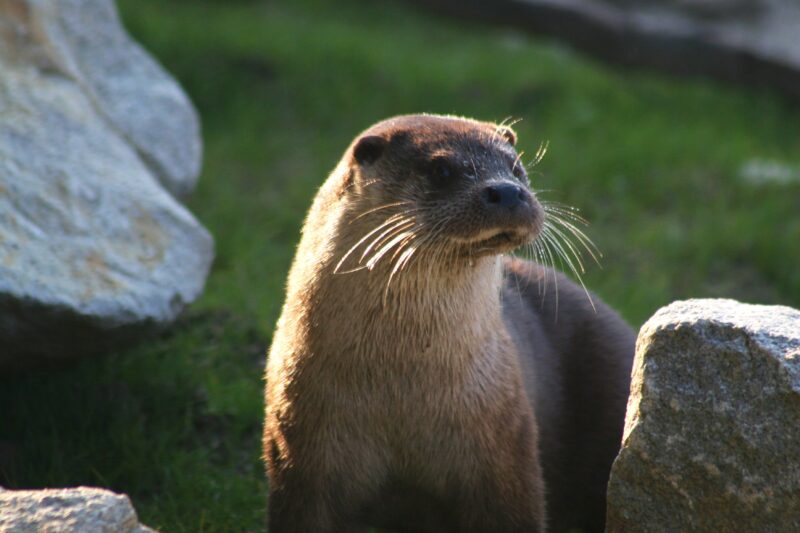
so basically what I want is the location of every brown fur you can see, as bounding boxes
[264,114,635,532]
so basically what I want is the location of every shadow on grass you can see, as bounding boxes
[0,310,269,532]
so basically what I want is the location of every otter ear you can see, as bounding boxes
[498,126,517,146]
[353,135,387,165]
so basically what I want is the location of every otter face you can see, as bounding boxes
[349,115,544,260]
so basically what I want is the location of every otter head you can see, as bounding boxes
[338,114,544,274]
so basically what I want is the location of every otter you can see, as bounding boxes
[264,114,635,532]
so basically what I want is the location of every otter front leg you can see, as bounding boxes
[458,481,546,532]
[267,482,334,532]
[267,478,365,533]
[457,412,546,532]
[456,467,546,532]
[265,432,380,533]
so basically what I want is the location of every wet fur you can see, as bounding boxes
[264,115,635,532]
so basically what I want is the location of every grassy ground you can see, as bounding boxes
[2,0,799,531]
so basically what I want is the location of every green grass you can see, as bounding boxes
[2,0,799,531]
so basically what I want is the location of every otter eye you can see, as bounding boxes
[430,157,457,184]
[512,163,526,180]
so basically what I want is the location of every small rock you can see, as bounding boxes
[739,158,800,186]
[606,299,800,532]
[0,486,158,533]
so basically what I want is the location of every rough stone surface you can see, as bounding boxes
[412,0,800,101]
[606,299,800,532]
[0,1,213,364]
[0,0,202,197]
[606,0,765,19]
[0,486,158,533]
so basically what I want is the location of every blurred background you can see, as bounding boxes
[1,0,799,531]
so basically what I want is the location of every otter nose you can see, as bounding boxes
[482,183,529,209]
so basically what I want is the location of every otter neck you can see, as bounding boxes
[286,187,510,362]
[318,250,507,360]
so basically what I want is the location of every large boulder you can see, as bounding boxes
[606,299,800,531]
[0,0,213,366]
[0,486,158,533]
[0,0,203,197]
[606,0,765,19]
[410,0,800,101]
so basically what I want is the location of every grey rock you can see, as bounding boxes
[606,299,800,532]
[0,486,158,533]
[606,0,765,19]
[0,0,202,197]
[410,0,800,101]
[0,4,213,364]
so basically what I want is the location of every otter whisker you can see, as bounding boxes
[359,178,382,189]
[371,234,420,292]
[509,249,527,307]
[398,213,456,282]
[351,201,415,223]
[372,208,445,284]
[384,242,420,304]
[387,231,419,266]
[512,228,552,299]
[537,197,601,311]
[530,241,549,300]
[530,140,549,168]
[405,231,437,275]
[510,239,545,294]
[543,222,587,274]
[344,177,382,194]
[541,225,584,278]
[551,216,598,252]
[534,231,561,313]
[415,213,459,268]
[355,216,411,251]
[542,205,601,260]
[540,227,596,312]
[497,116,515,129]
[490,119,510,145]
[541,200,584,213]
[491,117,522,147]
[513,150,526,176]
[545,215,602,266]
[544,210,591,231]
[541,202,587,220]
[529,240,549,290]
[517,241,539,296]
[334,214,413,274]
[541,201,601,267]
[366,230,415,271]
[360,220,416,263]
[469,156,480,181]
[396,242,419,273]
